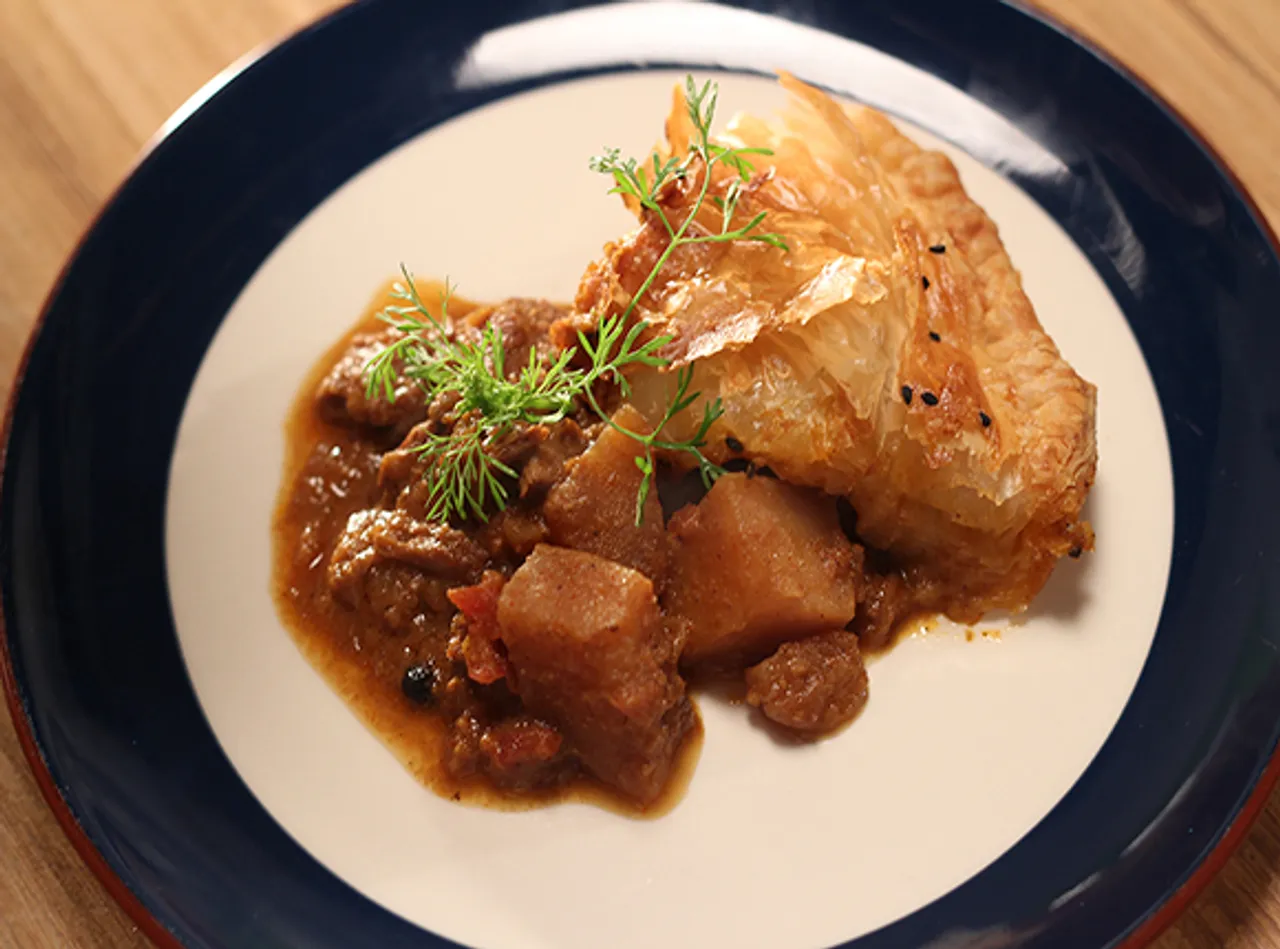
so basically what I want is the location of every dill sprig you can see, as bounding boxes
[412,425,516,523]
[367,274,583,432]
[364,75,786,524]
[364,266,685,524]
[576,312,725,524]
[588,75,789,327]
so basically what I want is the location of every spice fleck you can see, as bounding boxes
[922,276,931,290]
[921,391,939,406]
[979,411,992,428]
[901,385,913,405]
[929,244,946,254]
[928,331,941,342]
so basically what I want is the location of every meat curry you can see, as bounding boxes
[274,282,934,811]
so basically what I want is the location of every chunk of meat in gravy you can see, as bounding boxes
[448,709,572,791]
[851,568,911,652]
[459,298,567,377]
[745,630,869,733]
[328,509,487,630]
[288,438,383,572]
[347,562,453,638]
[664,473,861,668]
[851,564,944,652]
[519,419,591,500]
[469,507,551,563]
[496,545,692,804]
[381,418,584,524]
[478,717,565,783]
[543,405,669,585]
[315,328,428,435]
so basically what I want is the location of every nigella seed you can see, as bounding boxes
[928,331,941,342]
[725,435,745,454]
[1068,546,1084,559]
[979,411,992,428]
[922,276,931,290]
[929,244,946,254]
[921,391,939,406]
[401,662,438,705]
[901,385,913,405]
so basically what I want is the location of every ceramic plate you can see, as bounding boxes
[5,2,1280,948]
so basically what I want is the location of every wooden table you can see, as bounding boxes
[2,0,1279,945]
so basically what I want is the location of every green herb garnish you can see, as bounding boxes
[365,75,787,525]
[588,75,788,327]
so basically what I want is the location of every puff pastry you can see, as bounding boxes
[571,74,1097,618]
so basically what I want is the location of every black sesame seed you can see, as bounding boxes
[901,385,913,405]
[921,391,939,406]
[1068,546,1083,559]
[401,662,438,705]
[725,435,745,454]
[979,411,992,428]
[929,244,946,254]
[922,276,931,290]
[928,331,941,342]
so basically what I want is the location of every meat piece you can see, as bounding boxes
[851,568,911,651]
[379,420,517,517]
[319,299,566,439]
[518,419,589,500]
[496,545,693,804]
[447,712,573,791]
[377,421,432,502]
[850,560,947,651]
[447,572,509,685]
[664,473,861,667]
[478,717,567,788]
[542,405,669,585]
[459,298,568,378]
[316,329,428,434]
[336,562,451,637]
[288,437,383,571]
[745,630,869,733]
[327,509,486,607]
[469,507,550,562]
[382,419,568,521]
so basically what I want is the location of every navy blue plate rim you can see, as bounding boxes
[4,0,1280,947]
[970,7,1280,940]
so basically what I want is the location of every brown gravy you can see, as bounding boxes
[272,282,701,817]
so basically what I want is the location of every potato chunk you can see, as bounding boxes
[496,545,692,804]
[543,405,669,585]
[665,474,860,666]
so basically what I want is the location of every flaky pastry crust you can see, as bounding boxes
[568,75,1097,618]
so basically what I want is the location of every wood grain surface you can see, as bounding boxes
[1,1,1279,946]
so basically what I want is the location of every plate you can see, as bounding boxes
[4,2,1280,948]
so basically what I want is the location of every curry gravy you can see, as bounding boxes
[272,281,701,817]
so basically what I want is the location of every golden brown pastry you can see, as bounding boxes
[571,74,1097,619]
